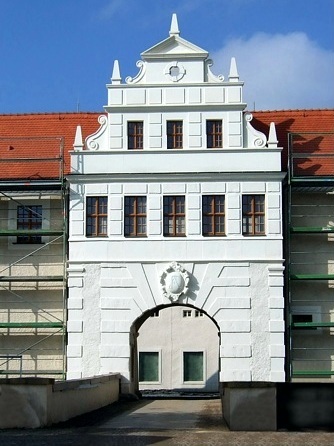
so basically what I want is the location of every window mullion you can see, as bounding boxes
[173,198,177,236]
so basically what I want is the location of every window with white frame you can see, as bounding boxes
[8,198,51,248]
[167,121,183,149]
[124,196,147,237]
[183,351,204,382]
[202,195,225,236]
[16,204,43,244]
[128,121,144,150]
[139,351,160,382]
[163,196,186,237]
[86,196,108,237]
[206,120,223,148]
[242,194,265,235]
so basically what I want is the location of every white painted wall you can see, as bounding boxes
[0,193,65,376]
[67,15,285,392]
[290,192,334,376]
[137,306,219,392]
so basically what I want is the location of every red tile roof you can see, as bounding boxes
[0,112,101,180]
[0,110,333,180]
[252,109,334,175]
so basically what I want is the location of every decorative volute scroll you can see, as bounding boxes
[85,115,108,151]
[125,60,147,85]
[244,112,267,148]
[160,262,190,302]
[206,59,224,83]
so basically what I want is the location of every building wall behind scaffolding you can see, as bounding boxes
[288,131,334,380]
[0,136,67,378]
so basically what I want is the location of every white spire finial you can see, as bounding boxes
[111,60,121,84]
[229,57,239,82]
[169,13,180,36]
[73,125,84,151]
[268,122,279,148]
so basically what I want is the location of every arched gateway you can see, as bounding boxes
[66,14,285,427]
[134,304,220,394]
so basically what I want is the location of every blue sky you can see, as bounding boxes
[0,0,333,113]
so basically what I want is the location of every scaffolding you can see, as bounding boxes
[0,137,67,379]
[287,131,334,380]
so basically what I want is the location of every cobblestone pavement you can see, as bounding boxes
[1,398,334,446]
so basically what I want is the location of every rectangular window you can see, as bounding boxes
[139,352,159,382]
[292,314,316,330]
[128,121,143,150]
[202,195,225,236]
[183,310,192,318]
[195,310,204,318]
[17,205,42,244]
[207,120,223,148]
[167,121,183,149]
[242,195,265,235]
[183,352,204,382]
[124,196,147,237]
[86,197,108,237]
[163,196,186,236]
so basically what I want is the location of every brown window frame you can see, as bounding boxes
[163,195,186,237]
[86,196,108,237]
[242,195,265,236]
[124,196,147,237]
[17,205,43,244]
[167,121,183,149]
[128,121,144,150]
[202,195,225,236]
[206,120,223,148]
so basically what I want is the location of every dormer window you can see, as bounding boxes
[167,121,183,149]
[128,122,143,150]
[207,120,223,148]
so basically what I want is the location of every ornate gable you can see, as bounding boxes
[142,13,208,60]
[141,34,208,61]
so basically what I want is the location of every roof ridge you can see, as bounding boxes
[252,108,334,113]
[0,111,103,117]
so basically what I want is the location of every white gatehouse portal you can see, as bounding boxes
[67,15,284,421]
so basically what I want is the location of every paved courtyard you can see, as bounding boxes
[1,398,334,446]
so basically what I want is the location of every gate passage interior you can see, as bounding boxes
[133,304,220,394]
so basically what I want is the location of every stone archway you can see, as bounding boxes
[131,304,220,395]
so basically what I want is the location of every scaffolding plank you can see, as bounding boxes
[292,322,334,328]
[0,276,64,282]
[290,274,334,280]
[292,371,334,376]
[0,370,64,375]
[0,230,64,236]
[0,322,64,328]
[290,226,334,233]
